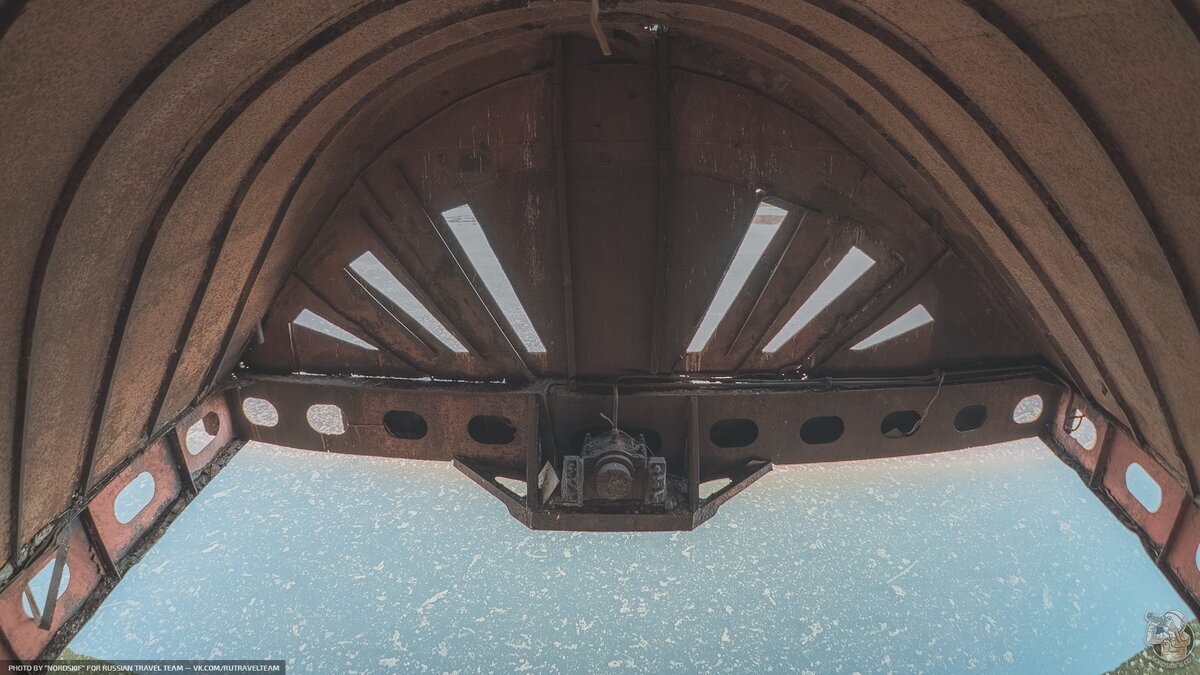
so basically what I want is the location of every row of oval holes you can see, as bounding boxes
[233,394,1161,518]
[239,394,1052,448]
[24,411,225,619]
[107,412,228,532]
[73,395,1182,621]
[240,397,518,444]
[50,411,232,618]
[713,394,1049,448]
[1062,408,1165,522]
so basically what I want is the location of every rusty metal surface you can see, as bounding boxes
[1046,404,1200,619]
[235,368,1063,476]
[172,392,238,477]
[0,521,102,661]
[234,375,537,472]
[86,439,182,564]
[0,392,242,662]
[815,251,1036,373]
[3,0,1200,655]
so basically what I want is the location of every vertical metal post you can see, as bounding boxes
[688,396,700,512]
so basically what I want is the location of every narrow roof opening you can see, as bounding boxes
[348,251,468,353]
[762,246,875,354]
[850,304,934,351]
[293,309,377,351]
[686,201,787,353]
[441,205,546,354]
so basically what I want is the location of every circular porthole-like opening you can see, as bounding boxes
[468,415,516,445]
[383,411,428,440]
[709,419,759,448]
[185,412,220,455]
[954,405,987,432]
[880,410,921,438]
[1012,394,1044,424]
[307,404,346,435]
[800,416,844,445]
[242,397,279,427]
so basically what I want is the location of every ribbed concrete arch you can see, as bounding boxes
[1,0,1199,657]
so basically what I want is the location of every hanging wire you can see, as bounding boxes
[910,370,945,434]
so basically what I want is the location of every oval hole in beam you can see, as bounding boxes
[880,410,921,438]
[954,405,987,432]
[1012,395,1043,424]
[384,411,428,440]
[468,415,516,445]
[307,404,346,435]
[709,419,759,448]
[1125,463,1162,514]
[185,412,219,455]
[1069,411,1098,450]
[243,397,279,427]
[114,471,156,525]
[800,416,844,445]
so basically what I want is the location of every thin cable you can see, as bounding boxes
[590,0,611,55]
[910,370,945,433]
[610,381,619,431]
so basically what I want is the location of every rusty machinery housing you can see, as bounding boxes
[562,429,668,506]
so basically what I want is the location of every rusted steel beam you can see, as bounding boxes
[0,392,243,662]
[34,532,69,631]
[294,275,431,377]
[0,519,102,661]
[1044,390,1200,618]
[237,374,537,472]
[162,423,198,497]
[687,396,700,512]
[39,436,248,663]
[722,203,808,362]
[693,460,772,527]
[87,439,184,565]
[235,365,1062,477]
[77,510,118,581]
[551,37,578,379]
[395,169,535,383]
[453,458,528,516]
[648,33,671,375]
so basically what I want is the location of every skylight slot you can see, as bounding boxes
[348,252,468,353]
[293,309,377,351]
[686,202,787,353]
[850,304,934,351]
[762,247,876,353]
[441,205,546,354]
